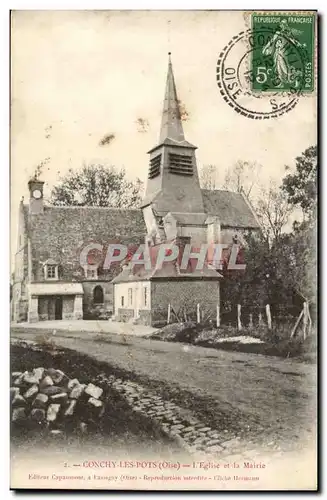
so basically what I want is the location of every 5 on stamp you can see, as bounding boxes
[251,12,315,93]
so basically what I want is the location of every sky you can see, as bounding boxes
[11,10,317,254]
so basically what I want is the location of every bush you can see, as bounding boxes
[151,322,198,343]
[151,321,317,361]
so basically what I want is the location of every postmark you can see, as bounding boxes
[251,13,315,93]
[216,19,315,119]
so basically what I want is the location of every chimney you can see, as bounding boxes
[28,179,45,214]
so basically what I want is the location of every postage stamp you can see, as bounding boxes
[216,11,316,120]
[251,12,316,93]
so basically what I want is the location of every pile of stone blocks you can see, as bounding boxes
[10,367,105,435]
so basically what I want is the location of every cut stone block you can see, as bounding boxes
[32,393,48,408]
[13,372,28,387]
[39,376,54,389]
[70,384,86,399]
[12,394,27,407]
[23,385,39,400]
[67,378,80,390]
[88,397,103,408]
[51,392,69,404]
[23,372,41,385]
[33,367,45,381]
[41,385,63,396]
[47,404,61,422]
[85,383,103,399]
[46,368,67,385]
[64,399,77,417]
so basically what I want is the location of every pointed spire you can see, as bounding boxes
[159,53,185,143]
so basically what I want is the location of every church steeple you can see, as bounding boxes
[159,53,185,143]
[141,54,204,220]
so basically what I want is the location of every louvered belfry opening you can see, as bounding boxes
[168,152,193,176]
[148,154,161,179]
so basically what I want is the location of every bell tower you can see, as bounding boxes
[28,178,45,215]
[141,54,205,225]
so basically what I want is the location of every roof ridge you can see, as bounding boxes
[24,204,141,211]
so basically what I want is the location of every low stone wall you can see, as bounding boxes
[117,308,134,322]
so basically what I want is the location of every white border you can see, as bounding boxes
[2,2,324,499]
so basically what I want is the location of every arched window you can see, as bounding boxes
[93,285,104,304]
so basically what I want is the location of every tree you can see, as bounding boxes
[199,164,219,190]
[223,160,262,199]
[50,163,144,208]
[255,180,293,244]
[282,145,317,220]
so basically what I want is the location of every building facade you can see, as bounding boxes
[12,54,261,324]
[11,182,145,322]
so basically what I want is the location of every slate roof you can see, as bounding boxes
[201,189,260,229]
[142,189,260,229]
[23,205,146,244]
[23,204,146,282]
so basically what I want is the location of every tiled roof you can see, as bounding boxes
[201,189,260,229]
[23,204,146,282]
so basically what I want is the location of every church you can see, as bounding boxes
[11,54,261,325]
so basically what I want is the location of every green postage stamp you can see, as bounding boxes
[251,12,316,93]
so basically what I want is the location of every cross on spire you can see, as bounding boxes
[159,53,185,143]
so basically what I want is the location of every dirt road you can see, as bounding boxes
[11,328,316,452]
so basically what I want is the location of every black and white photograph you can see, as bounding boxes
[10,10,318,490]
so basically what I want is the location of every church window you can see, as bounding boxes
[93,285,104,304]
[121,296,124,307]
[143,286,148,307]
[148,154,161,179]
[168,153,193,176]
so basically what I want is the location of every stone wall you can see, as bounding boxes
[62,296,74,320]
[117,308,134,322]
[11,291,28,322]
[82,281,113,319]
[38,297,49,321]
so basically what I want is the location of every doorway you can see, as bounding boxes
[55,296,63,320]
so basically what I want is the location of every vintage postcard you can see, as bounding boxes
[10,10,318,490]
